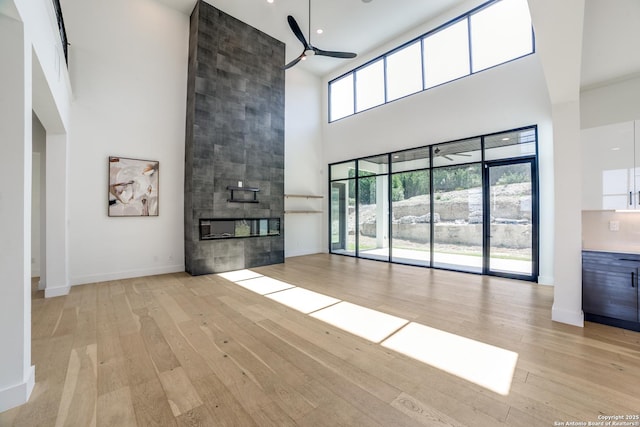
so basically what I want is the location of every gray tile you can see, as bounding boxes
[184,0,284,276]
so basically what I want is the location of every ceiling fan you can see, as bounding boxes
[284,0,357,70]
[434,147,472,161]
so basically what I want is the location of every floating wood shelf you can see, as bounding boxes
[284,194,322,214]
[284,194,323,199]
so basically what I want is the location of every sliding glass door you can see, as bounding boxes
[431,138,483,273]
[485,159,536,278]
[329,162,356,256]
[328,126,539,282]
[358,155,389,261]
[391,148,431,266]
[432,164,484,273]
[331,182,346,251]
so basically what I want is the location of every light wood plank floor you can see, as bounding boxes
[2,254,639,426]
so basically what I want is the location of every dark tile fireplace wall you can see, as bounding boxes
[184,1,285,275]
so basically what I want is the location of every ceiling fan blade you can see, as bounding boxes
[283,53,305,70]
[287,15,310,49]
[313,47,357,59]
[443,155,454,161]
[453,153,472,157]
[284,8,357,70]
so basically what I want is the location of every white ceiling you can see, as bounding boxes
[153,0,468,76]
[152,0,640,86]
[580,0,640,90]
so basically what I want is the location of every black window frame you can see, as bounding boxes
[328,0,535,123]
[328,125,540,282]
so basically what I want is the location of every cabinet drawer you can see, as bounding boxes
[582,250,640,266]
[583,266,638,322]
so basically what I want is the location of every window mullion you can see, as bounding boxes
[353,71,358,114]
[383,56,388,104]
[467,16,473,74]
[420,38,426,90]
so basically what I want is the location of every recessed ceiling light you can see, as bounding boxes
[393,155,400,159]
[267,0,274,3]
[612,147,621,151]
[316,29,323,34]
[501,137,510,141]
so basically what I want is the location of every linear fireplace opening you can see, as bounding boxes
[200,218,280,240]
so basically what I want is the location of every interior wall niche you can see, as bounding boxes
[184,0,285,275]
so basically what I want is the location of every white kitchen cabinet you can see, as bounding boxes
[582,120,638,210]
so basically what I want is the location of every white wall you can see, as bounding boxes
[1,0,74,409]
[0,9,35,413]
[16,0,71,133]
[528,0,585,326]
[11,0,73,300]
[581,75,640,128]
[31,113,46,278]
[284,67,326,256]
[321,54,554,282]
[324,56,551,160]
[62,0,189,285]
[44,133,70,297]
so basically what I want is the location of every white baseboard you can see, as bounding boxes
[285,248,324,258]
[71,264,184,286]
[552,305,584,327]
[0,366,35,413]
[45,285,70,298]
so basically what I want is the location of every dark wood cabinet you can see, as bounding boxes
[582,251,640,331]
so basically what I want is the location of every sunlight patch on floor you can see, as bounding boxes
[218,268,519,395]
[265,287,341,314]
[381,322,518,395]
[232,276,294,295]
[217,269,263,282]
[310,301,409,343]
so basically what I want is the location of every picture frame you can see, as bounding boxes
[108,156,159,217]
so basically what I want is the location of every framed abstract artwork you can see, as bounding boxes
[108,156,159,217]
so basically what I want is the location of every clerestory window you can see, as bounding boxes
[329,0,534,122]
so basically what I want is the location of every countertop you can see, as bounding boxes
[582,247,640,255]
